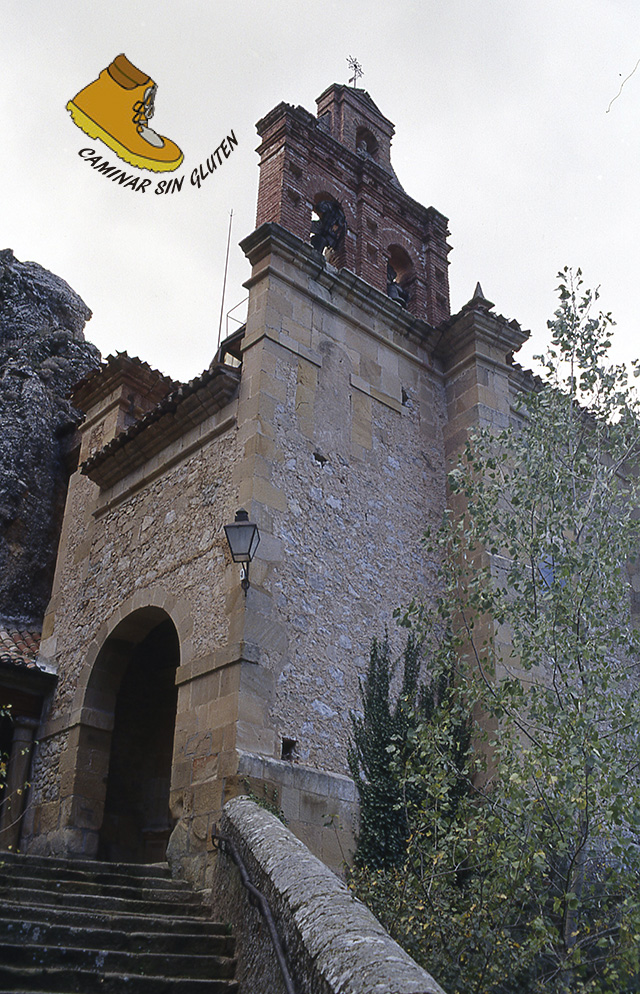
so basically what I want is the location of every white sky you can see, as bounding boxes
[3,0,639,382]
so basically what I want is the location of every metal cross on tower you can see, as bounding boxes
[347,56,363,87]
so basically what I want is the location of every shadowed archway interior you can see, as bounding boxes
[97,613,179,863]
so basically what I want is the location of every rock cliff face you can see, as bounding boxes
[0,250,100,624]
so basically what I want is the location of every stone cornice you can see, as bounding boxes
[434,300,530,371]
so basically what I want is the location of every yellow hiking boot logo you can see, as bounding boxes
[67,54,183,173]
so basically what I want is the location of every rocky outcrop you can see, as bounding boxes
[0,250,100,624]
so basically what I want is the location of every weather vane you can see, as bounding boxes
[347,56,363,88]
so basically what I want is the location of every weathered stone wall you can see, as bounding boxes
[24,400,242,863]
[18,84,537,890]
[213,796,446,994]
[236,752,358,871]
[25,220,450,876]
[24,227,530,883]
[40,416,239,715]
[236,223,447,779]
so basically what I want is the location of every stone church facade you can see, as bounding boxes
[18,83,528,885]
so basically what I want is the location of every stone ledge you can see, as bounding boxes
[214,796,446,994]
[38,705,115,741]
[241,223,439,365]
[175,642,261,686]
[237,751,357,802]
[242,326,323,368]
[350,374,402,413]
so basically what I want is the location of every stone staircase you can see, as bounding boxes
[0,851,238,993]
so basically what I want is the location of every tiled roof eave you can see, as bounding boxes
[0,627,56,694]
[0,656,57,696]
[72,352,178,411]
[81,364,241,490]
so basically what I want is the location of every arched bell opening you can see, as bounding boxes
[386,244,415,312]
[310,192,347,266]
[355,125,378,159]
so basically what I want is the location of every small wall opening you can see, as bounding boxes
[281,737,297,761]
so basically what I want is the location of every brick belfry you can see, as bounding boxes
[21,83,528,886]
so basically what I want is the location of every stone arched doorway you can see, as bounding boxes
[82,607,180,863]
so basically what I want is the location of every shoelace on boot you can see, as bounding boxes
[132,85,164,147]
[133,84,156,128]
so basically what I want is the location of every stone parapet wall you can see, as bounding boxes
[213,796,446,994]
[237,751,358,872]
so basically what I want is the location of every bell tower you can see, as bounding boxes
[255,84,452,328]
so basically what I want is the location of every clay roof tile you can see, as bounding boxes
[0,626,42,670]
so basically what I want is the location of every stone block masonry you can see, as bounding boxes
[24,216,450,880]
[23,363,245,870]
[237,222,448,781]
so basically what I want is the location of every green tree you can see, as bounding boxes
[348,633,422,869]
[349,629,471,872]
[351,270,640,993]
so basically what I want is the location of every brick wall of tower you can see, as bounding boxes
[316,84,395,173]
[255,86,452,328]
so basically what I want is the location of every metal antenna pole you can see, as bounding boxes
[217,209,234,351]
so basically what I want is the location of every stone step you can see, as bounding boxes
[0,902,231,941]
[0,911,234,956]
[0,854,190,892]
[0,965,239,994]
[0,884,208,917]
[0,943,237,981]
[0,870,202,903]
[0,853,238,992]
[0,851,174,879]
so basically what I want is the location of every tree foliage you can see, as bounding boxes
[350,271,640,993]
[349,631,471,871]
[0,704,11,809]
[348,633,422,869]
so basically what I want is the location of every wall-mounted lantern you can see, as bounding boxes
[224,508,260,593]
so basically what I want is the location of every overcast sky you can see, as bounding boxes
[3,0,639,381]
